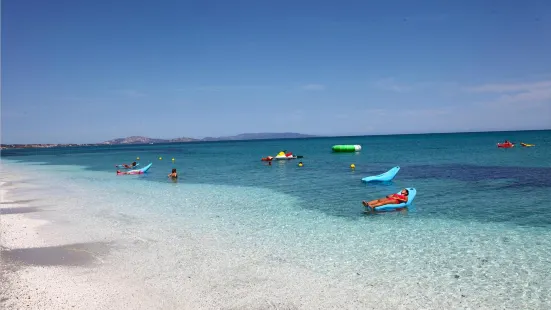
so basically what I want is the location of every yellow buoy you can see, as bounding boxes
[350,164,356,169]
[159,157,162,160]
[137,157,140,160]
[172,158,175,161]
[298,163,303,167]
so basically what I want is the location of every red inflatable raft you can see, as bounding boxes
[497,142,514,148]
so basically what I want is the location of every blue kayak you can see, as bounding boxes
[117,163,152,175]
[136,163,152,173]
[361,166,400,183]
[370,188,417,212]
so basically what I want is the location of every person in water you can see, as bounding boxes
[362,189,409,210]
[168,168,178,179]
[122,161,137,169]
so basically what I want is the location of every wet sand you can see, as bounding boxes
[1,206,43,215]
[1,242,112,267]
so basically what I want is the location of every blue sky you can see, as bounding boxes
[2,0,551,143]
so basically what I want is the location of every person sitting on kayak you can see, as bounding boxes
[168,168,177,179]
[362,189,409,210]
[122,161,137,169]
[116,170,130,175]
[120,162,137,169]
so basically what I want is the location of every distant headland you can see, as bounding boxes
[1,132,319,149]
[101,132,318,145]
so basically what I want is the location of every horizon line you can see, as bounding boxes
[1,128,549,146]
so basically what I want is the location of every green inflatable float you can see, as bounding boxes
[332,145,362,152]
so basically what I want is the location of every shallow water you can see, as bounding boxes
[2,130,551,308]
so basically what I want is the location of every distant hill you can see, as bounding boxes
[101,136,177,145]
[168,137,199,143]
[101,132,318,144]
[200,132,318,141]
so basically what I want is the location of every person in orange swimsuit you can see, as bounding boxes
[362,189,409,210]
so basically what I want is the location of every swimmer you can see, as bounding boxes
[168,168,178,179]
[362,189,409,211]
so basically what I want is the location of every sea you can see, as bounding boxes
[2,130,551,308]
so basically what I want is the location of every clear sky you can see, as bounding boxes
[2,0,550,143]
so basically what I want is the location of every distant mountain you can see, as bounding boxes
[201,132,318,141]
[101,136,171,145]
[168,137,199,143]
[101,132,317,144]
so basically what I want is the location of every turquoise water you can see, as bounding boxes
[2,130,551,308]
[4,130,551,226]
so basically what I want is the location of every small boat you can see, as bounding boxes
[497,142,514,148]
[520,142,535,147]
